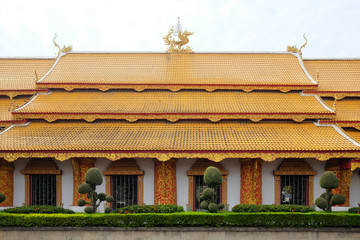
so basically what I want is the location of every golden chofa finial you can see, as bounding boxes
[163,17,193,54]
[53,33,72,56]
[287,34,307,58]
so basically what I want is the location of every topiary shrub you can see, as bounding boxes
[200,166,225,213]
[0,193,5,204]
[315,171,346,212]
[77,168,114,213]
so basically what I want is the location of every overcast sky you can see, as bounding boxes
[0,0,359,59]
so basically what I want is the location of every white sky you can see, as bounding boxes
[0,0,359,59]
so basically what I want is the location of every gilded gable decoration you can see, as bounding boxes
[287,34,307,58]
[53,33,72,56]
[163,17,193,54]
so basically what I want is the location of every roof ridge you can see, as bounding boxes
[67,51,293,54]
[37,52,66,83]
[314,121,360,147]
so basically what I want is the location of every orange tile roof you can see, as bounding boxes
[0,120,358,152]
[320,98,360,128]
[37,53,317,91]
[323,98,360,122]
[13,90,334,122]
[0,58,53,96]
[345,129,360,143]
[0,96,29,123]
[304,60,360,97]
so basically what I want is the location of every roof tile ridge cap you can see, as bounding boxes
[292,52,318,85]
[14,91,52,112]
[0,121,31,135]
[37,52,66,83]
[299,91,334,113]
[313,121,360,148]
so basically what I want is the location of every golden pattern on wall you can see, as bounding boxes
[0,159,14,206]
[21,158,62,206]
[102,159,144,205]
[187,159,228,210]
[325,159,352,206]
[154,159,177,205]
[72,158,96,206]
[240,159,262,204]
[273,159,317,206]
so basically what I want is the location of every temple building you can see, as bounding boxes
[1,23,360,211]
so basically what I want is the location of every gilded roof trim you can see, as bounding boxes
[35,83,317,92]
[314,121,360,147]
[300,91,335,112]
[12,112,335,123]
[320,121,360,130]
[303,91,360,99]
[293,52,318,85]
[0,90,49,98]
[37,52,66,83]
[0,150,359,162]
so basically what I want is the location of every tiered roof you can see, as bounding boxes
[13,89,334,122]
[1,51,360,162]
[304,59,360,98]
[0,121,358,162]
[0,58,52,96]
[37,53,317,92]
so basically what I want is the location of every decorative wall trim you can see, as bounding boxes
[0,159,14,206]
[240,159,262,204]
[325,159,352,206]
[154,159,177,205]
[72,158,96,206]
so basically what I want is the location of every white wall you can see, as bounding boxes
[13,158,29,207]
[262,158,325,205]
[94,158,111,212]
[176,158,196,209]
[57,160,73,208]
[350,169,360,207]
[136,158,154,205]
[261,159,281,205]
[309,159,326,203]
[221,158,240,209]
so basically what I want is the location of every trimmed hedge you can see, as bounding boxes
[1,205,74,214]
[0,212,360,228]
[232,204,315,213]
[348,207,360,214]
[116,205,184,214]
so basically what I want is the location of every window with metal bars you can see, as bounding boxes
[111,175,138,210]
[194,175,221,211]
[30,174,57,206]
[280,175,308,206]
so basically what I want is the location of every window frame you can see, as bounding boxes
[274,159,317,206]
[187,159,228,211]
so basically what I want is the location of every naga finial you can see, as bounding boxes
[53,33,72,56]
[53,33,61,55]
[287,34,308,58]
[163,18,193,54]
